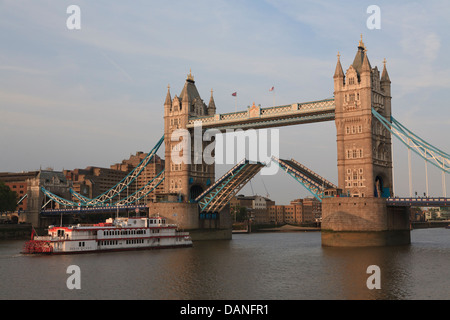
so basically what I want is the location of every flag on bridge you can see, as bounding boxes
[269,86,274,91]
[231,92,237,96]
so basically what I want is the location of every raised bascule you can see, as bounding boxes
[36,36,450,246]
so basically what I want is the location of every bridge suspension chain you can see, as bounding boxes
[112,170,165,206]
[70,189,91,203]
[41,187,81,208]
[372,108,450,173]
[41,136,164,208]
[71,135,164,206]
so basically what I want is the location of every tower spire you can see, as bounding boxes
[187,69,194,82]
[164,84,172,106]
[381,58,390,82]
[358,34,365,50]
[208,88,216,115]
[334,51,344,78]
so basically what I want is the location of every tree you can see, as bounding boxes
[236,206,248,222]
[0,181,18,213]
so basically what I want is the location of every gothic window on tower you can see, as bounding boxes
[346,125,363,135]
[346,147,363,159]
[349,78,355,85]
[345,168,365,188]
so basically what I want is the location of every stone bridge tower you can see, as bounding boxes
[322,36,410,247]
[153,71,232,240]
[163,71,216,202]
[333,36,393,198]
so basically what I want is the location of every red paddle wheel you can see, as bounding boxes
[22,230,53,254]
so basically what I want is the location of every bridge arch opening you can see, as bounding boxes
[190,184,204,201]
[374,175,390,198]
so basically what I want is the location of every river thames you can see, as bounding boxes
[0,228,449,300]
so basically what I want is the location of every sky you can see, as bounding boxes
[1,0,450,204]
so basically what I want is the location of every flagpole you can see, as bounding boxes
[269,86,275,107]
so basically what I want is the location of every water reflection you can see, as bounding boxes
[0,229,449,300]
[320,245,412,299]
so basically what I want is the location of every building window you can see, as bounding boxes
[346,148,363,159]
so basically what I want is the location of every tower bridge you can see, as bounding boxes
[35,36,450,246]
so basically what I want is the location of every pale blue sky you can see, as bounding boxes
[1,1,450,203]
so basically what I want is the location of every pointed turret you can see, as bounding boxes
[381,58,391,83]
[164,85,172,107]
[351,34,371,77]
[179,70,203,114]
[361,50,371,74]
[381,58,391,105]
[208,89,216,115]
[334,52,345,91]
[334,52,344,79]
[181,80,190,104]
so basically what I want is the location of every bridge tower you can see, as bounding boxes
[150,71,233,240]
[163,71,215,202]
[334,35,393,198]
[322,36,410,247]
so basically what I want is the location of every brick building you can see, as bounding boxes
[230,194,275,224]
[231,194,321,225]
[0,171,37,212]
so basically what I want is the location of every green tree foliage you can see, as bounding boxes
[236,206,248,222]
[0,181,18,212]
[231,204,249,222]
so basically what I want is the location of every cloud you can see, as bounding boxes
[1,1,450,199]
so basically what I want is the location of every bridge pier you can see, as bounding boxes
[147,202,232,241]
[321,197,410,247]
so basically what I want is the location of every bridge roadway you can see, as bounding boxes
[40,204,148,216]
[186,98,335,130]
[386,197,450,207]
[38,197,450,216]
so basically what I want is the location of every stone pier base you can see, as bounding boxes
[147,202,232,241]
[321,197,411,247]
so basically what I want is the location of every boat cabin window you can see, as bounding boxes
[57,230,64,237]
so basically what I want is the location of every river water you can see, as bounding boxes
[0,228,449,300]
